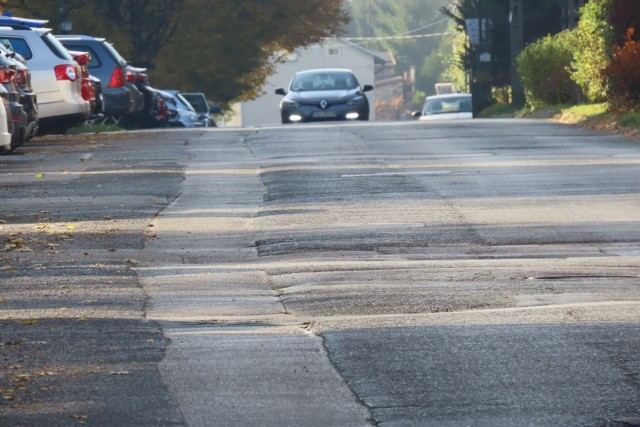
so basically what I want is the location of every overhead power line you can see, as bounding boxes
[342,32,452,42]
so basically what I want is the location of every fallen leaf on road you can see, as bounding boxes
[35,173,44,179]
[20,320,38,325]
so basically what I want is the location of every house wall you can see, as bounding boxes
[236,39,378,127]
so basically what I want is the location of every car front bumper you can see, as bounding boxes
[281,103,369,123]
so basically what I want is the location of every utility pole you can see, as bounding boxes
[468,0,492,117]
[510,0,525,107]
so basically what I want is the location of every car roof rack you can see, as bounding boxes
[0,12,48,28]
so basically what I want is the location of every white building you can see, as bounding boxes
[231,38,389,127]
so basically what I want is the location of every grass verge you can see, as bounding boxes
[484,102,640,140]
[66,122,124,135]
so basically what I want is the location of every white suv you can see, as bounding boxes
[0,25,90,133]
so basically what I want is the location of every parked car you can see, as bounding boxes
[412,93,473,121]
[120,66,170,129]
[133,85,170,129]
[159,90,205,127]
[275,68,373,124]
[0,86,14,153]
[180,92,219,127]
[0,12,47,28]
[0,47,31,149]
[0,24,90,134]
[1,46,39,145]
[55,34,144,124]
[68,50,103,120]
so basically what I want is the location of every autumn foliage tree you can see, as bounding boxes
[152,0,348,104]
[1,0,348,103]
[604,28,640,112]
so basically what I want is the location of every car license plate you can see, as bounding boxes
[313,110,337,118]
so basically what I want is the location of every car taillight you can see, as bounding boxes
[13,69,27,86]
[73,52,89,66]
[0,67,16,84]
[54,64,78,82]
[125,70,147,84]
[81,80,95,101]
[108,66,125,88]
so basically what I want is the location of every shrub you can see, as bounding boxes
[604,28,640,112]
[570,0,612,103]
[517,31,578,107]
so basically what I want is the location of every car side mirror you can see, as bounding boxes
[362,84,374,92]
[275,88,286,96]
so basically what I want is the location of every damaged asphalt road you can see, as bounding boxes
[2,120,640,426]
[0,131,189,425]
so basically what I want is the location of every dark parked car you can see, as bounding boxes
[159,90,205,128]
[55,35,144,123]
[275,68,373,124]
[181,92,219,127]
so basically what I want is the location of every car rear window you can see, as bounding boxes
[62,44,102,68]
[183,95,208,112]
[102,42,127,67]
[0,37,32,60]
[41,33,74,61]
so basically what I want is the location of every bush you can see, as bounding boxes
[570,0,612,103]
[604,28,640,112]
[517,31,578,107]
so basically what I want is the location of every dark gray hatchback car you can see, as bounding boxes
[55,34,143,120]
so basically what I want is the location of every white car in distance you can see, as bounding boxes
[413,93,473,121]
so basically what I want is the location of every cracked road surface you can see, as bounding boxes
[140,120,639,426]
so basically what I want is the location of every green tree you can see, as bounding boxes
[345,0,450,95]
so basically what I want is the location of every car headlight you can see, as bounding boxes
[347,96,364,106]
[282,99,300,108]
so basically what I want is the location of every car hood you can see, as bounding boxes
[286,89,362,103]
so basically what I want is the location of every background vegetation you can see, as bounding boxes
[1,0,348,105]
[515,0,640,113]
[343,0,451,100]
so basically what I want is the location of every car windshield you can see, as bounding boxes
[424,96,472,115]
[290,72,358,92]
